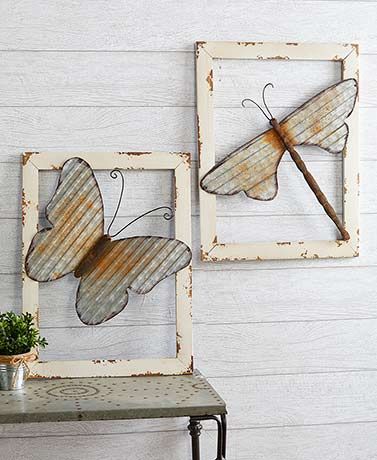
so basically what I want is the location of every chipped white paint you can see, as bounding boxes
[197,41,359,261]
[22,151,192,378]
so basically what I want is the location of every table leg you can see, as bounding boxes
[188,415,227,459]
[221,414,227,459]
[188,418,202,460]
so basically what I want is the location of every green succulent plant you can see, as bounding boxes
[0,311,48,355]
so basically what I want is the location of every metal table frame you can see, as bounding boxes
[188,414,227,460]
[0,371,227,460]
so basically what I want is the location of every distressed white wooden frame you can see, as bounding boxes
[196,41,359,261]
[22,151,192,378]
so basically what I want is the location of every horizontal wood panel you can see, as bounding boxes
[0,52,194,107]
[212,55,374,108]
[0,430,193,460]
[0,107,195,163]
[39,324,176,361]
[0,51,373,107]
[0,1,376,52]
[3,422,377,460]
[210,423,377,460]
[209,371,377,429]
[0,106,373,163]
[194,266,377,323]
[216,213,341,242]
[0,418,186,437]
[197,319,377,377]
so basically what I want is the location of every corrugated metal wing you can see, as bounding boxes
[75,236,192,325]
[25,157,104,282]
[281,78,357,154]
[200,129,285,200]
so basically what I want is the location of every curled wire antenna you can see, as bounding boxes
[107,168,174,238]
[241,82,275,121]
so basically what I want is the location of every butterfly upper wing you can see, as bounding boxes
[75,236,192,325]
[281,78,358,154]
[25,158,104,282]
[200,128,285,200]
[200,79,357,200]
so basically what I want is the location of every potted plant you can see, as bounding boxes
[0,311,47,390]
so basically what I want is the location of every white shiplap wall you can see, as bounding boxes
[1,1,377,458]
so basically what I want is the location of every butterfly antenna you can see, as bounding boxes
[241,97,270,121]
[107,168,125,236]
[262,82,274,119]
[107,168,174,238]
[109,206,174,238]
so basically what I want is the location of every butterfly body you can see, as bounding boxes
[25,158,192,326]
[74,234,111,278]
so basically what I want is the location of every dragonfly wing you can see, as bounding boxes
[76,236,192,325]
[281,78,358,154]
[25,158,104,282]
[200,128,285,200]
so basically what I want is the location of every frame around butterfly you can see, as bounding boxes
[196,41,359,261]
[22,151,193,378]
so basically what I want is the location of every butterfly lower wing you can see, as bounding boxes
[281,79,357,154]
[200,129,285,200]
[76,236,192,325]
[25,158,104,282]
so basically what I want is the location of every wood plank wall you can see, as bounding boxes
[1,1,377,458]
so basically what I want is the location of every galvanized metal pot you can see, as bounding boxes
[0,362,28,390]
[0,351,35,391]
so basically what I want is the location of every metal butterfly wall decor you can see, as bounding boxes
[201,79,358,241]
[25,157,192,326]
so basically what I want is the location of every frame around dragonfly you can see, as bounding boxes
[22,151,192,378]
[196,41,359,261]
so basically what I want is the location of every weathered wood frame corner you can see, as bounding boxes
[22,151,193,378]
[196,41,359,261]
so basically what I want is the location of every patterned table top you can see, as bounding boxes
[0,371,226,423]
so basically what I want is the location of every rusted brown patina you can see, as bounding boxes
[22,152,39,166]
[206,70,213,92]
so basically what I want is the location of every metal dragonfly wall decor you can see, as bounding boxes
[201,79,358,241]
[196,41,359,261]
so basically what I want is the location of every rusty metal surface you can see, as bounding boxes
[282,79,357,152]
[25,157,192,326]
[200,79,358,201]
[75,234,191,325]
[26,157,104,282]
[201,128,285,200]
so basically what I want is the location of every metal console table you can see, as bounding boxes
[0,371,227,460]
